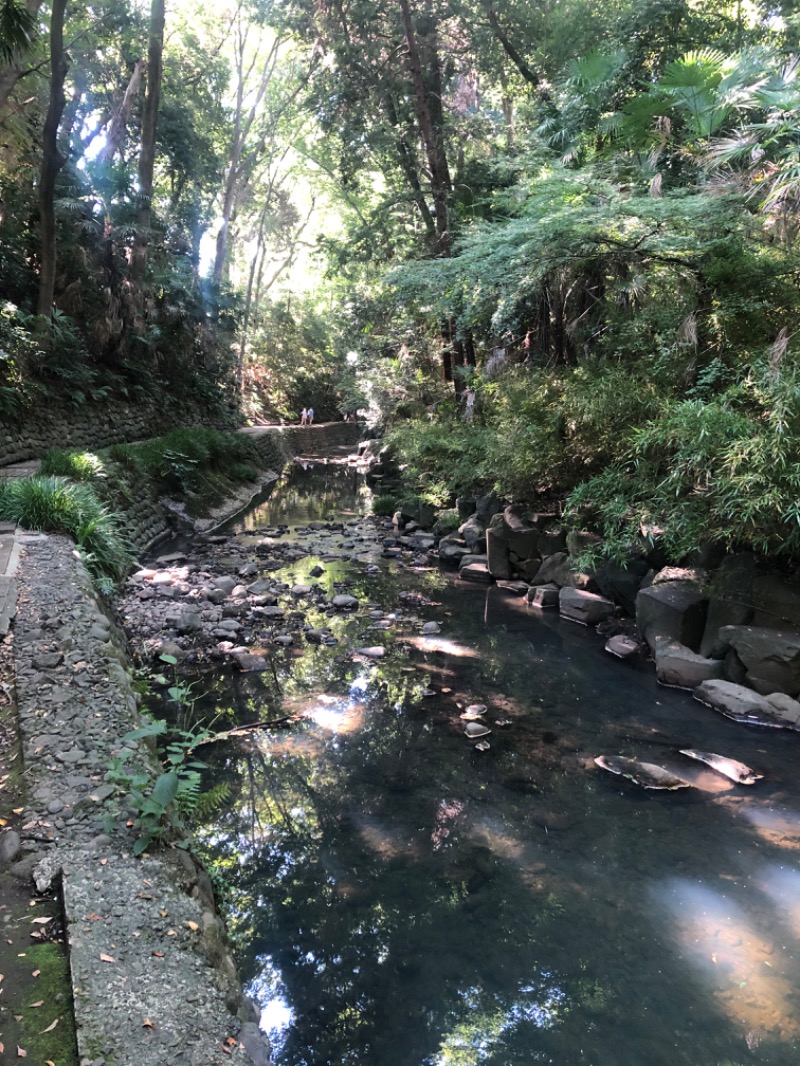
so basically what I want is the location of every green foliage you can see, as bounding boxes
[371,495,399,517]
[108,428,259,496]
[0,475,133,581]
[566,361,800,560]
[108,701,226,856]
[389,416,494,500]
[40,449,106,481]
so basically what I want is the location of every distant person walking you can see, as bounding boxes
[307,407,314,425]
[300,407,307,426]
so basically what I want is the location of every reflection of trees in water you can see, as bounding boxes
[190,468,800,1065]
[235,465,372,531]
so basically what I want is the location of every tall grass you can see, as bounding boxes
[0,476,133,581]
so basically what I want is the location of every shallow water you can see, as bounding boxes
[192,462,800,1066]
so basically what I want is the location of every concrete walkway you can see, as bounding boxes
[0,521,24,636]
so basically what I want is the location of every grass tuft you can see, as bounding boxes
[0,475,133,581]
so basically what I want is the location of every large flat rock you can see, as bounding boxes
[718,624,800,695]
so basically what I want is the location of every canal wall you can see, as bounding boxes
[0,398,240,467]
[99,422,362,553]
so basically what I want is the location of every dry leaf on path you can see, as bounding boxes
[40,1018,59,1033]
[30,917,52,925]
[31,969,40,977]
[29,1000,43,1007]
[17,1048,27,1058]
[186,920,199,932]
[99,952,115,963]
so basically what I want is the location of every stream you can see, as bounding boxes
[186,460,800,1066]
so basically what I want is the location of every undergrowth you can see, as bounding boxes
[0,475,133,583]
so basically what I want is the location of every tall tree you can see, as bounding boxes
[131,0,165,283]
[36,0,68,318]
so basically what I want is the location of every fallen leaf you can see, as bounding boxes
[186,920,199,932]
[29,1000,43,1008]
[226,1036,238,1046]
[86,913,102,921]
[17,1048,26,1058]
[100,858,107,865]
[159,909,168,917]
[31,970,40,977]
[46,1061,55,1065]
[40,1018,59,1034]
[143,1018,154,1029]
[12,808,23,815]
[31,917,52,925]
[167,929,177,937]
[152,950,164,958]
[99,952,115,963]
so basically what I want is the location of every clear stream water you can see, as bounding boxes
[189,461,800,1066]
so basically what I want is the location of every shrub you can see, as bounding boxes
[371,494,399,516]
[0,475,133,581]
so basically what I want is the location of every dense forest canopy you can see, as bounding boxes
[4,0,800,559]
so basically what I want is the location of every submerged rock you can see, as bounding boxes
[679,749,763,785]
[594,755,691,790]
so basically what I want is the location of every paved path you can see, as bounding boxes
[0,522,23,636]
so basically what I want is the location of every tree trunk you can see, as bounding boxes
[36,0,68,319]
[131,0,165,283]
[479,0,548,98]
[398,0,451,257]
[98,58,145,166]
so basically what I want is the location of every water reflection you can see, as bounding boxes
[188,464,800,1066]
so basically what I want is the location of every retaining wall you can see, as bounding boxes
[0,399,238,467]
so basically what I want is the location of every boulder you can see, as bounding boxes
[456,496,476,519]
[605,634,642,660]
[695,679,786,723]
[527,583,560,608]
[635,581,708,653]
[398,498,436,528]
[752,572,800,628]
[764,692,800,726]
[699,553,756,658]
[654,638,725,689]
[176,609,202,635]
[332,594,359,610]
[717,624,800,695]
[559,587,615,626]
[503,506,540,559]
[486,526,511,580]
[652,566,708,587]
[459,562,493,583]
[531,552,571,587]
[458,514,486,551]
[538,528,568,558]
[213,576,238,595]
[564,570,600,594]
[475,491,503,522]
[516,557,542,581]
[593,559,650,616]
[438,534,470,564]
[408,532,437,552]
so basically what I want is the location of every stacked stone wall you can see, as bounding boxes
[0,399,237,466]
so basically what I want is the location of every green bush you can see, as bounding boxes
[108,428,259,495]
[371,494,399,516]
[0,475,133,581]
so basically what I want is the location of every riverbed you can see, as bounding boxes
[182,460,800,1066]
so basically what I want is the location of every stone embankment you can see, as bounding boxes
[0,422,360,1066]
[371,445,800,732]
